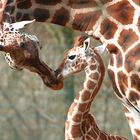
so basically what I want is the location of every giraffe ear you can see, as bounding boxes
[83,37,90,52]
[94,44,106,55]
[11,19,35,30]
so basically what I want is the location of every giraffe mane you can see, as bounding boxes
[73,33,89,47]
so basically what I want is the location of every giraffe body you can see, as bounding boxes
[2,1,140,139]
[56,34,127,140]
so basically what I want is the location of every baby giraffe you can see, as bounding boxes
[56,35,127,140]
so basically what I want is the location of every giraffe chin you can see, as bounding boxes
[46,71,64,90]
[42,78,64,90]
[50,81,64,90]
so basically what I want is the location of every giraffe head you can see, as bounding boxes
[0,20,41,70]
[56,34,104,80]
[57,35,91,79]
[0,20,64,90]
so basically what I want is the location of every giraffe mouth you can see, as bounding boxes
[43,77,64,90]
[55,69,64,80]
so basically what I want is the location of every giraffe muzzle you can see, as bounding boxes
[42,76,64,90]
[55,69,64,80]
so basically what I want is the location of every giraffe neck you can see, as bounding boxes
[4,0,140,50]
[65,50,105,139]
[0,0,7,29]
[4,0,104,34]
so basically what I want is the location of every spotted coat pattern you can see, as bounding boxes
[2,0,140,139]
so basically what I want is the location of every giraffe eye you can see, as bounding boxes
[68,55,76,60]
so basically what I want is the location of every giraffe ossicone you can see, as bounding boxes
[10,19,35,30]
[56,34,127,140]
[94,44,106,55]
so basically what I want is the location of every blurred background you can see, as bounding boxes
[0,23,132,140]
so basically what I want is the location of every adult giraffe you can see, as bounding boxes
[56,34,127,140]
[1,0,140,139]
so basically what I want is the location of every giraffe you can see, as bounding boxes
[2,1,140,139]
[0,20,63,90]
[56,34,127,140]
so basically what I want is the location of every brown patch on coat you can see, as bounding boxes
[118,29,138,51]
[108,54,114,66]
[35,0,61,5]
[78,102,89,112]
[72,113,82,122]
[116,50,123,68]
[21,14,31,21]
[125,43,140,72]
[128,91,139,106]
[70,124,82,138]
[100,132,109,139]
[89,72,99,80]
[131,74,140,91]
[134,129,140,136]
[138,16,140,32]
[80,90,91,101]
[51,7,70,26]
[90,65,96,70]
[68,0,98,8]
[17,0,32,9]
[5,5,15,14]
[101,18,118,39]
[72,11,101,31]
[16,12,22,21]
[33,8,50,22]
[87,80,96,90]
[107,44,118,54]
[107,0,134,25]
[117,72,128,95]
